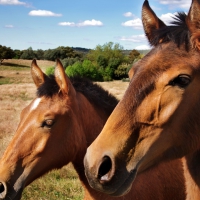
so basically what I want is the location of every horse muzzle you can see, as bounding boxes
[84,152,137,196]
[0,181,23,200]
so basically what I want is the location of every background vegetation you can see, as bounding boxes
[0,42,148,81]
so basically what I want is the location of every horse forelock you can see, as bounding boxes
[37,75,59,97]
[36,75,118,116]
[151,12,190,50]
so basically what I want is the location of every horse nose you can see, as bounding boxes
[97,156,114,184]
[0,181,7,199]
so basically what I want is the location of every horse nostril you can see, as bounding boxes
[98,156,112,183]
[0,182,5,193]
[0,182,7,199]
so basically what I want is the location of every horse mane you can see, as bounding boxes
[151,12,190,50]
[37,75,118,115]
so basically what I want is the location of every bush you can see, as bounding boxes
[65,60,102,81]
[98,67,113,81]
[45,67,55,76]
[62,57,81,69]
[114,64,129,80]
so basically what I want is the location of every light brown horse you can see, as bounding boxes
[84,0,200,199]
[0,60,186,199]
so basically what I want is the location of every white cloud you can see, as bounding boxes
[122,18,142,29]
[0,0,26,5]
[4,25,14,28]
[135,45,151,50]
[58,19,103,27]
[78,19,103,27]
[123,12,134,17]
[158,0,191,9]
[119,34,146,43]
[122,12,179,29]
[58,22,76,26]
[160,12,176,24]
[29,10,62,17]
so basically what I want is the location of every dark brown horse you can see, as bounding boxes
[0,60,185,200]
[84,0,200,199]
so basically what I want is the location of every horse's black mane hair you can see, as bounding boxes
[37,75,118,115]
[151,12,190,50]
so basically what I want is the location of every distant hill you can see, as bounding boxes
[138,49,150,55]
[123,49,150,56]
[73,48,151,56]
[72,47,91,55]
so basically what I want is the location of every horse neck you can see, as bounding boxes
[182,149,200,200]
[72,92,110,198]
[75,92,109,150]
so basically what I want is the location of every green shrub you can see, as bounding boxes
[65,60,102,81]
[98,67,113,81]
[45,66,55,76]
[114,64,129,80]
[62,57,81,69]
[65,62,82,77]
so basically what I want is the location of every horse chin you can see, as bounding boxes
[108,169,137,197]
[5,188,23,200]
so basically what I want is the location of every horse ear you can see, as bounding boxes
[187,0,200,51]
[142,0,166,45]
[54,59,71,95]
[128,66,135,80]
[31,59,47,88]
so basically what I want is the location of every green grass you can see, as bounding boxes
[0,76,13,85]
[0,63,29,71]
[22,165,84,200]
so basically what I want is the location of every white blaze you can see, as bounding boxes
[31,98,41,111]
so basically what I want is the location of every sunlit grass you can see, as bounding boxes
[22,164,84,200]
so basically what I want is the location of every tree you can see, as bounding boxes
[0,45,15,65]
[86,42,126,80]
[35,49,44,60]
[13,49,23,59]
[129,49,140,63]
[20,47,36,60]
[43,46,82,61]
[65,60,102,81]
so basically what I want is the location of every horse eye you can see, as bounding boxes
[169,75,191,88]
[41,119,54,128]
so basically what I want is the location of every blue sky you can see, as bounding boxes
[0,0,191,50]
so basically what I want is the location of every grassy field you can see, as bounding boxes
[0,59,129,199]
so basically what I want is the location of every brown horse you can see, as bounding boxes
[0,60,185,199]
[84,0,200,199]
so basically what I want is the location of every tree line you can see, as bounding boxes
[0,42,144,81]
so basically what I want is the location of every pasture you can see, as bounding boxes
[0,59,129,199]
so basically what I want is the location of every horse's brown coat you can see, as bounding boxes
[84,0,200,199]
[0,60,186,199]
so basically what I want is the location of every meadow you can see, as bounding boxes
[0,59,129,200]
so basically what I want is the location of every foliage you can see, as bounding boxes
[114,64,129,79]
[87,42,125,67]
[20,47,36,60]
[35,49,44,60]
[128,49,140,63]
[13,49,23,59]
[65,60,102,81]
[86,42,128,80]
[62,57,81,69]
[44,46,81,61]
[45,66,55,76]
[98,67,113,81]
[0,45,15,64]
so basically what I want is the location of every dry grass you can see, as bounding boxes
[0,59,129,199]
